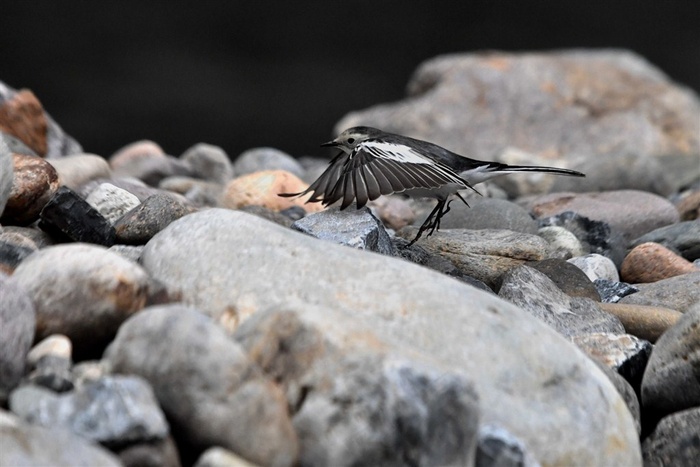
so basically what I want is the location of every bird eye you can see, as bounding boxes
[347,138,355,144]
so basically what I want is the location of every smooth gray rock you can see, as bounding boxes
[0,409,121,467]
[0,138,12,214]
[47,154,112,190]
[114,154,193,187]
[498,265,624,337]
[0,273,35,402]
[594,279,639,303]
[86,182,141,224]
[588,360,642,436]
[642,407,700,467]
[12,243,150,357]
[526,258,601,301]
[538,226,586,260]
[642,304,700,418]
[619,271,700,312]
[292,207,395,255]
[434,197,538,234]
[140,209,641,466]
[25,354,73,392]
[630,220,700,262]
[568,253,620,282]
[104,304,299,466]
[181,142,234,184]
[233,147,304,178]
[114,193,194,245]
[10,376,168,446]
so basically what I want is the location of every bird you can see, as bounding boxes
[280,126,585,245]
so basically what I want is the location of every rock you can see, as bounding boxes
[587,360,642,437]
[140,209,641,465]
[10,376,169,447]
[0,231,37,274]
[12,243,149,357]
[232,147,304,178]
[181,142,234,184]
[220,169,324,213]
[1,153,59,225]
[0,273,35,403]
[195,447,260,467]
[641,304,700,419]
[291,207,395,255]
[526,190,680,241]
[538,211,626,267]
[0,138,12,214]
[237,205,294,228]
[109,140,165,170]
[158,176,224,207]
[25,354,74,393]
[642,407,700,466]
[108,244,144,263]
[598,302,683,343]
[47,154,112,190]
[676,189,700,221]
[335,50,699,162]
[0,225,54,248]
[572,332,652,390]
[86,182,142,224]
[396,228,549,289]
[27,334,72,365]
[621,242,698,283]
[526,258,601,301]
[114,193,194,245]
[38,186,116,246]
[619,271,700,312]
[537,226,585,259]
[367,195,416,231]
[72,360,110,388]
[1,132,38,156]
[79,176,158,202]
[432,197,538,234]
[475,424,539,467]
[0,409,121,467]
[568,253,619,282]
[104,305,299,466]
[594,279,639,303]
[117,436,181,467]
[498,265,624,337]
[110,141,191,186]
[630,220,700,262]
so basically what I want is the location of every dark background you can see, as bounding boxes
[2,1,699,159]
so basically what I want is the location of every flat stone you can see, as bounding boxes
[220,170,324,213]
[86,182,142,224]
[232,147,304,178]
[619,271,700,312]
[598,302,682,343]
[47,154,111,190]
[114,193,194,245]
[630,220,700,262]
[621,242,698,283]
[181,142,234,184]
[1,153,59,225]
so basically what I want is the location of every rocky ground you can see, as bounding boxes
[1,50,700,466]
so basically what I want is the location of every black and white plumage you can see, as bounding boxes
[281,126,585,244]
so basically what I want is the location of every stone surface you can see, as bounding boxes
[396,227,550,288]
[498,265,624,337]
[238,204,295,228]
[526,190,680,241]
[0,273,36,402]
[594,279,639,303]
[79,176,159,202]
[10,376,169,447]
[38,186,116,246]
[526,258,601,301]
[232,147,304,178]
[109,140,165,170]
[642,407,700,467]
[114,193,194,244]
[619,271,700,312]
[25,355,73,392]
[1,225,54,248]
[335,50,700,162]
[433,197,538,234]
[641,304,700,419]
[475,424,539,467]
[117,436,182,467]
[630,220,700,262]
[181,142,234,184]
[105,305,299,466]
[1,153,59,225]
[292,207,395,255]
[0,138,12,214]
[159,175,224,207]
[48,154,112,190]
[195,447,260,467]
[621,242,699,283]
[0,409,121,467]
[568,253,620,282]
[140,209,641,466]
[588,360,642,437]
[676,189,700,221]
[111,141,191,186]
[537,226,585,260]
[0,230,37,274]
[368,195,416,231]
[598,302,683,343]
[86,182,142,224]
[108,244,144,263]
[220,169,324,213]
[12,243,149,357]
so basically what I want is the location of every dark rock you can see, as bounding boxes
[594,279,639,303]
[526,258,601,301]
[292,207,395,255]
[39,186,116,246]
[114,193,194,245]
[630,220,700,262]
[642,408,700,467]
[26,355,73,392]
[476,425,539,467]
[181,142,233,184]
[1,153,59,225]
[433,197,538,234]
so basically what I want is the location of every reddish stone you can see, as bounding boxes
[621,242,699,283]
[0,90,48,156]
[1,153,59,225]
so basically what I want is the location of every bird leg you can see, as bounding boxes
[407,199,449,246]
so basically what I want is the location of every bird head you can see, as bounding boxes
[321,126,382,154]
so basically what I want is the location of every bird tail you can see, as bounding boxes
[496,165,585,177]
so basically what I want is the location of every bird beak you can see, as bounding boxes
[321,140,339,148]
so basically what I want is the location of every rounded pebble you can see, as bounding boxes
[220,170,323,213]
[621,242,699,283]
[568,253,619,282]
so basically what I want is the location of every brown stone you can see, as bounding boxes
[676,189,700,221]
[0,90,48,156]
[598,302,683,343]
[1,153,59,225]
[621,242,699,283]
[368,195,416,231]
[220,170,324,213]
[109,140,166,171]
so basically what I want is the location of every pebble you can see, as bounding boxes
[675,189,700,220]
[434,197,538,234]
[0,138,12,213]
[629,220,700,262]
[220,169,324,213]
[47,153,111,190]
[621,242,698,283]
[111,141,191,186]
[367,195,416,231]
[25,354,73,393]
[526,190,680,241]
[0,230,37,274]
[181,142,234,184]
[526,258,601,301]
[598,302,683,343]
[232,147,304,178]
[38,186,116,246]
[159,175,224,207]
[114,193,194,244]
[85,182,142,224]
[291,207,395,255]
[109,140,166,171]
[618,271,700,312]
[195,447,260,467]
[594,279,639,303]
[642,407,700,466]
[1,153,59,225]
[568,253,619,282]
[0,89,49,156]
[27,334,72,365]
[538,225,586,259]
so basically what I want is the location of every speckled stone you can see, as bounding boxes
[621,242,699,283]
[1,153,59,225]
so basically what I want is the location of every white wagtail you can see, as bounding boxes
[281,126,585,245]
